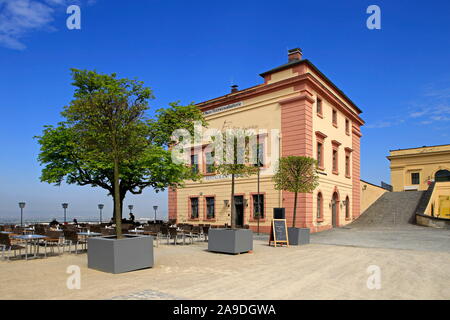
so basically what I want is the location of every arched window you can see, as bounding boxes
[435,170,450,182]
[345,196,350,219]
[317,192,323,219]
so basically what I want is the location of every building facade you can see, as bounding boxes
[168,49,364,233]
[387,144,450,192]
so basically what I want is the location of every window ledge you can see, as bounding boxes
[332,171,339,175]
[345,174,351,179]
[345,217,352,221]
[188,218,200,221]
[317,218,324,223]
[317,113,323,119]
[250,218,266,223]
[333,123,338,128]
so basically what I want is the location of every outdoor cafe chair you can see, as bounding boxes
[101,228,115,236]
[63,230,87,254]
[168,228,185,245]
[0,233,25,261]
[202,226,209,241]
[191,226,202,241]
[44,230,64,257]
[89,225,101,233]
[142,225,160,247]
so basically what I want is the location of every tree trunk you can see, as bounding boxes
[292,191,298,228]
[112,192,125,224]
[114,157,122,238]
[230,173,235,229]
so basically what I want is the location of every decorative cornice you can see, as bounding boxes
[332,140,342,146]
[315,131,328,140]
[197,73,364,126]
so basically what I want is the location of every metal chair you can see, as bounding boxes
[63,230,87,254]
[44,230,64,257]
[168,228,184,245]
[0,233,25,261]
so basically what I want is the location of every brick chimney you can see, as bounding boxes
[231,84,238,93]
[288,48,302,62]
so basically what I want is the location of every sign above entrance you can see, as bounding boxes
[203,102,243,116]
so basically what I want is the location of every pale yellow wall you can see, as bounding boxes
[360,181,387,213]
[267,68,295,84]
[388,145,450,191]
[176,87,297,229]
[174,62,362,230]
[306,65,361,116]
[311,91,354,227]
[177,176,280,225]
[424,182,450,219]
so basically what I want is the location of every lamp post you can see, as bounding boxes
[256,141,262,235]
[128,205,133,214]
[62,203,69,223]
[18,202,26,227]
[98,204,104,223]
[153,206,158,223]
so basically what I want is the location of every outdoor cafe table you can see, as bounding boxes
[77,232,102,237]
[128,229,144,234]
[11,234,47,260]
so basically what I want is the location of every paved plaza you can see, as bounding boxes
[1,227,449,300]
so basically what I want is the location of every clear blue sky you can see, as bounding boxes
[0,0,449,220]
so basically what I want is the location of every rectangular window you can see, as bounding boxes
[206,197,215,218]
[205,151,215,173]
[252,194,264,219]
[252,139,265,167]
[317,142,323,168]
[190,197,199,219]
[332,110,337,126]
[317,193,323,219]
[316,98,322,115]
[332,149,338,173]
[411,172,420,185]
[345,119,350,134]
[345,154,350,177]
[191,154,199,174]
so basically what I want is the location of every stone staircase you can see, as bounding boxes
[351,191,425,228]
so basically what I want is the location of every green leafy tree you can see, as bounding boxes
[272,156,319,228]
[214,129,258,229]
[36,69,206,237]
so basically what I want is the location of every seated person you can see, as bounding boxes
[49,218,60,230]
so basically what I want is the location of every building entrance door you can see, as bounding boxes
[234,196,244,228]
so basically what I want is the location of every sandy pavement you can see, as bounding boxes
[1,239,449,300]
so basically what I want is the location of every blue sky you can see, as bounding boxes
[0,0,449,220]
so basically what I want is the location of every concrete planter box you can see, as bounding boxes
[288,227,310,245]
[87,234,154,274]
[208,228,253,254]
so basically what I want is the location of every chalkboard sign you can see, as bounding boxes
[269,219,289,247]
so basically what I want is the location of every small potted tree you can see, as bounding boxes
[273,156,319,245]
[208,129,258,254]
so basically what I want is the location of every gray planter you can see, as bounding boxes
[208,228,253,254]
[87,234,154,274]
[288,227,310,245]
